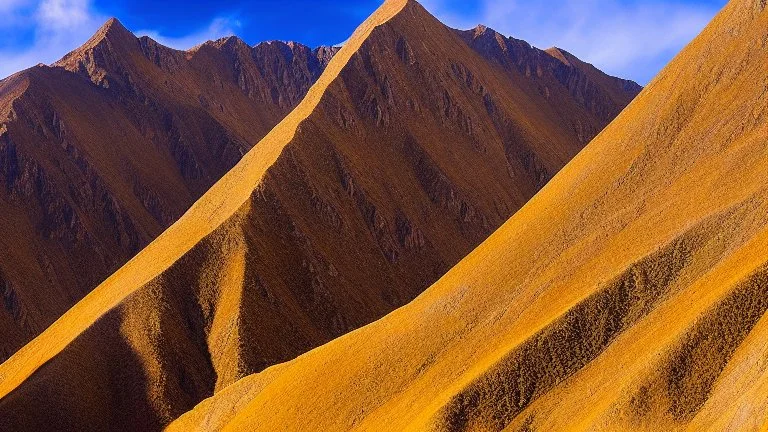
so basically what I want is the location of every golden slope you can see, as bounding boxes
[167,0,768,430]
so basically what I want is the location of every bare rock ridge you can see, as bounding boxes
[155,0,765,430]
[0,0,641,430]
[0,19,340,361]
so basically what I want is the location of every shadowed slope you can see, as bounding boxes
[163,0,767,430]
[0,0,643,430]
[0,18,339,360]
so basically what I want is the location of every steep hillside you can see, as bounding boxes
[159,0,765,430]
[0,19,338,360]
[0,0,641,430]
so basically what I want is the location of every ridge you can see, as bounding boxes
[0,0,354,364]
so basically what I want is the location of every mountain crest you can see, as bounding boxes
[66,17,136,57]
[471,24,496,38]
[53,16,140,87]
[97,18,133,40]
[209,35,251,50]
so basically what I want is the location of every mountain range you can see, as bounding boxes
[168,0,767,430]
[1,0,764,430]
[0,2,643,429]
[0,6,639,367]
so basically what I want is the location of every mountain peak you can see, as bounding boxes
[464,24,510,48]
[101,17,124,31]
[54,17,136,69]
[91,17,135,45]
[52,16,140,78]
[0,0,415,408]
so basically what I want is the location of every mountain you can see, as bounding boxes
[156,0,766,430]
[0,0,642,430]
[0,19,340,360]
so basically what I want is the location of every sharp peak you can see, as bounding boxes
[385,0,416,6]
[93,17,135,42]
[546,46,574,57]
[471,24,507,37]
[464,24,528,46]
[74,17,133,50]
[101,17,125,30]
[52,17,136,67]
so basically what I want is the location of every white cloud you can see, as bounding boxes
[136,16,242,50]
[0,0,105,79]
[37,0,93,29]
[421,0,723,84]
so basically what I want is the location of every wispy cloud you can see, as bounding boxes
[0,0,106,79]
[37,0,95,29]
[135,16,242,50]
[421,0,723,83]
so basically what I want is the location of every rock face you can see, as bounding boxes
[157,0,764,431]
[0,19,339,361]
[0,1,642,430]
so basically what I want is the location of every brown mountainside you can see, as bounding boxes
[0,18,339,361]
[0,0,641,430]
[160,0,765,430]
[459,26,641,141]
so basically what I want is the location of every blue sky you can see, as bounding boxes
[0,0,727,83]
